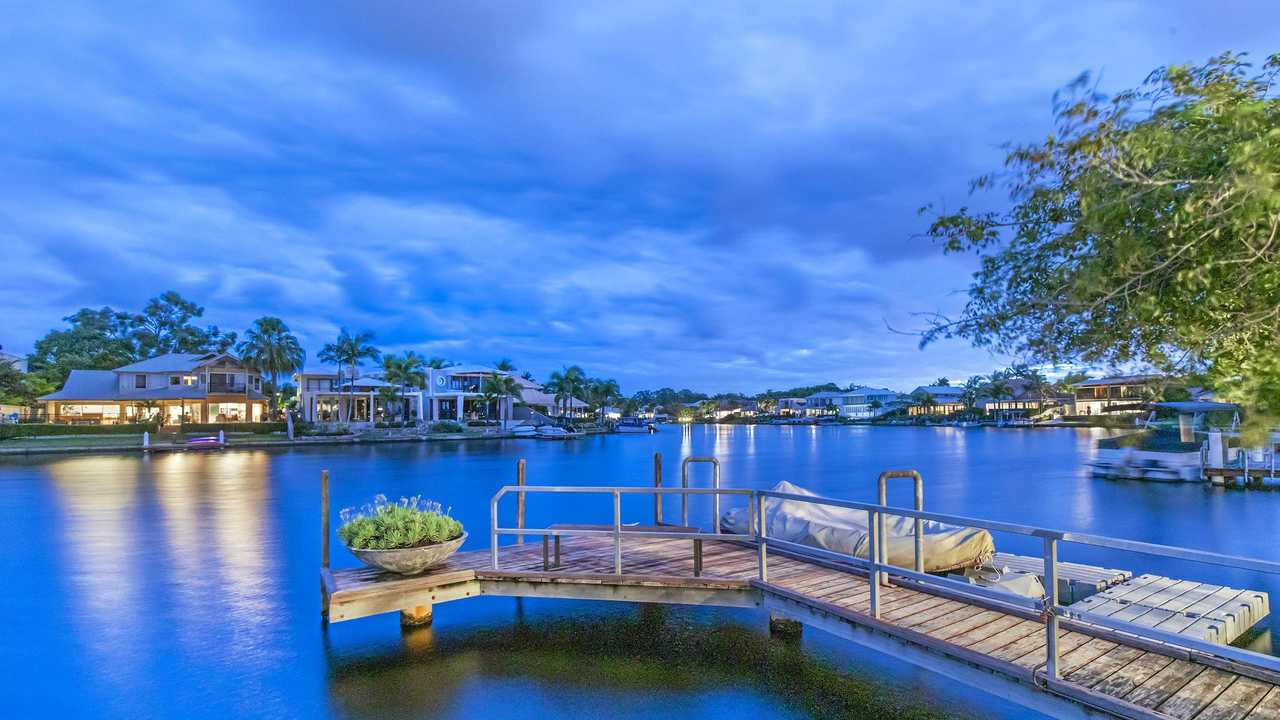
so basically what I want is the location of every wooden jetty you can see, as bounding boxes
[321,461,1280,720]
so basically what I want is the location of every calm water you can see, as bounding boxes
[3,425,1277,719]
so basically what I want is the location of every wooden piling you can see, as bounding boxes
[516,459,526,545]
[321,470,330,569]
[653,452,663,525]
[400,604,433,627]
[769,614,803,642]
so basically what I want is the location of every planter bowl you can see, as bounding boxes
[346,532,468,575]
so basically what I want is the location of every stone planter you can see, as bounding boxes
[346,532,468,575]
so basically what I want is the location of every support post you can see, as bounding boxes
[613,490,623,575]
[321,470,330,569]
[1043,535,1060,680]
[756,493,768,582]
[867,508,880,619]
[769,614,803,642]
[516,459,526,545]
[490,492,499,570]
[653,452,663,525]
[400,604,433,627]
[693,539,703,577]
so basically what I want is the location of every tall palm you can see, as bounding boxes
[481,372,523,421]
[494,358,516,372]
[426,357,454,369]
[383,351,427,422]
[318,329,380,423]
[236,317,305,418]
[546,366,586,417]
[588,378,621,423]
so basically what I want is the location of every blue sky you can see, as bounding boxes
[4,2,1277,394]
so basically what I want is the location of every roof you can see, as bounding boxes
[113,352,236,373]
[1072,374,1164,388]
[39,369,267,402]
[805,390,847,400]
[912,385,964,396]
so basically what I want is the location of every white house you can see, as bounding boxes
[907,385,967,416]
[1071,375,1163,416]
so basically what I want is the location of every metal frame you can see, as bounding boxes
[486,481,1280,677]
[877,469,924,573]
[680,456,721,530]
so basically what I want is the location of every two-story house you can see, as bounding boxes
[1071,374,1163,416]
[39,352,267,425]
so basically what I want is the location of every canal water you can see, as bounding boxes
[3,425,1277,718]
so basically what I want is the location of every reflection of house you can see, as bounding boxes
[907,385,966,416]
[39,353,267,425]
[295,364,586,425]
[1072,375,1162,416]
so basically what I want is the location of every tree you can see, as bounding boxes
[546,366,586,417]
[27,307,136,387]
[480,373,524,421]
[426,357,454,369]
[236,317,305,418]
[933,377,951,387]
[585,378,622,423]
[382,351,427,422]
[494,358,516,372]
[317,329,380,423]
[920,53,1280,436]
[129,291,235,357]
[520,370,535,381]
[960,375,987,411]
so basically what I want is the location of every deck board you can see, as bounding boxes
[324,535,1280,719]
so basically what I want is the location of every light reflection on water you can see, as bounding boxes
[4,425,1279,717]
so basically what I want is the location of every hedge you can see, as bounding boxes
[182,422,286,435]
[429,421,464,433]
[0,422,160,440]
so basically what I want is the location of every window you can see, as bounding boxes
[182,376,198,386]
[170,376,180,385]
[135,374,147,389]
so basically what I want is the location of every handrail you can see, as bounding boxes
[877,470,923,573]
[487,480,1280,679]
[681,456,721,531]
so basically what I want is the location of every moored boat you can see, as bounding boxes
[614,417,657,434]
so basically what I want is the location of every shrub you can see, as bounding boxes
[0,422,159,440]
[338,495,464,550]
[429,421,464,433]
[182,422,286,435]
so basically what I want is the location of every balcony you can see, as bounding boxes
[207,380,249,393]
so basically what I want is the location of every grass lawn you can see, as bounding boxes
[0,435,147,450]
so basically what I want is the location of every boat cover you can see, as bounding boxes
[720,481,995,573]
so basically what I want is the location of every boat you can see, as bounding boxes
[535,425,583,440]
[185,435,223,451]
[614,417,657,434]
[510,425,538,438]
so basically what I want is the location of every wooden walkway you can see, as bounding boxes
[323,536,1280,720]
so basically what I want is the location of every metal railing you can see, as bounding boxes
[488,471,1280,680]
[681,456,721,530]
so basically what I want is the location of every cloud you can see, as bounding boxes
[3,0,1278,392]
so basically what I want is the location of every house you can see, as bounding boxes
[802,390,845,416]
[776,397,807,416]
[38,352,267,425]
[0,346,26,374]
[1072,375,1164,416]
[295,364,586,425]
[838,386,903,419]
[907,385,966,416]
[977,378,1073,418]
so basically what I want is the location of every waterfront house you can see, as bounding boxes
[802,390,845,416]
[906,385,967,416]
[977,378,1074,419]
[839,386,903,419]
[1071,374,1164,416]
[38,352,267,425]
[296,364,586,425]
[776,397,807,416]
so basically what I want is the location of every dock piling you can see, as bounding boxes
[653,452,663,524]
[400,604,433,627]
[516,459,526,545]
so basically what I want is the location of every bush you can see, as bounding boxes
[182,422,286,435]
[429,421,464,433]
[374,421,415,429]
[338,495,464,550]
[0,422,159,440]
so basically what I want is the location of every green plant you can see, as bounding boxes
[430,420,464,433]
[0,422,159,440]
[338,495,463,550]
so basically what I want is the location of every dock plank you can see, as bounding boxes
[1196,677,1273,720]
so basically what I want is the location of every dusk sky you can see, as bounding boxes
[5,2,1277,394]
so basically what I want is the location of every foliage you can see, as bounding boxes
[494,358,516,371]
[0,363,53,407]
[129,291,236,357]
[545,365,587,416]
[338,495,463,550]
[429,420,464,433]
[921,52,1280,437]
[0,422,159,440]
[181,422,285,435]
[317,328,380,423]
[381,351,428,422]
[236,317,305,416]
[480,373,524,420]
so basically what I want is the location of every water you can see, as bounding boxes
[3,425,1277,718]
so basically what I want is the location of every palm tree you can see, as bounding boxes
[317,329,380,423]
[481,373,524,422]
[426,357,454,369]
[520,370,535,381]
[382,351,427,422]
[587,378,622,423]
[494,358,516,372]
[235,317,305,418]
[546,366,586,418]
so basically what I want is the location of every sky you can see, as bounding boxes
[3,2,1278,395]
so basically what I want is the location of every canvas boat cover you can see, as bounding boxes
[720,481,995,573]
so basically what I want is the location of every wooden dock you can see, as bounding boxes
[323,535,1280,720]
[1071,575,1271,646]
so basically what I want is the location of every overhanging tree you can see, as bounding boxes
[921,52,1280,436]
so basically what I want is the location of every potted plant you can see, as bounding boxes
[338,495,467,575]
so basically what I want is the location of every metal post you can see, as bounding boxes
[867,508,880,619]
[1043,535,1059,679]
[681,456,721,531]
[653,452,663,524]
[756,493,768,582]
[613,490,623,575]
[320,470,330,569]
[516,458,526,545]
[490,494,500,570]
[878,470,924,573]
